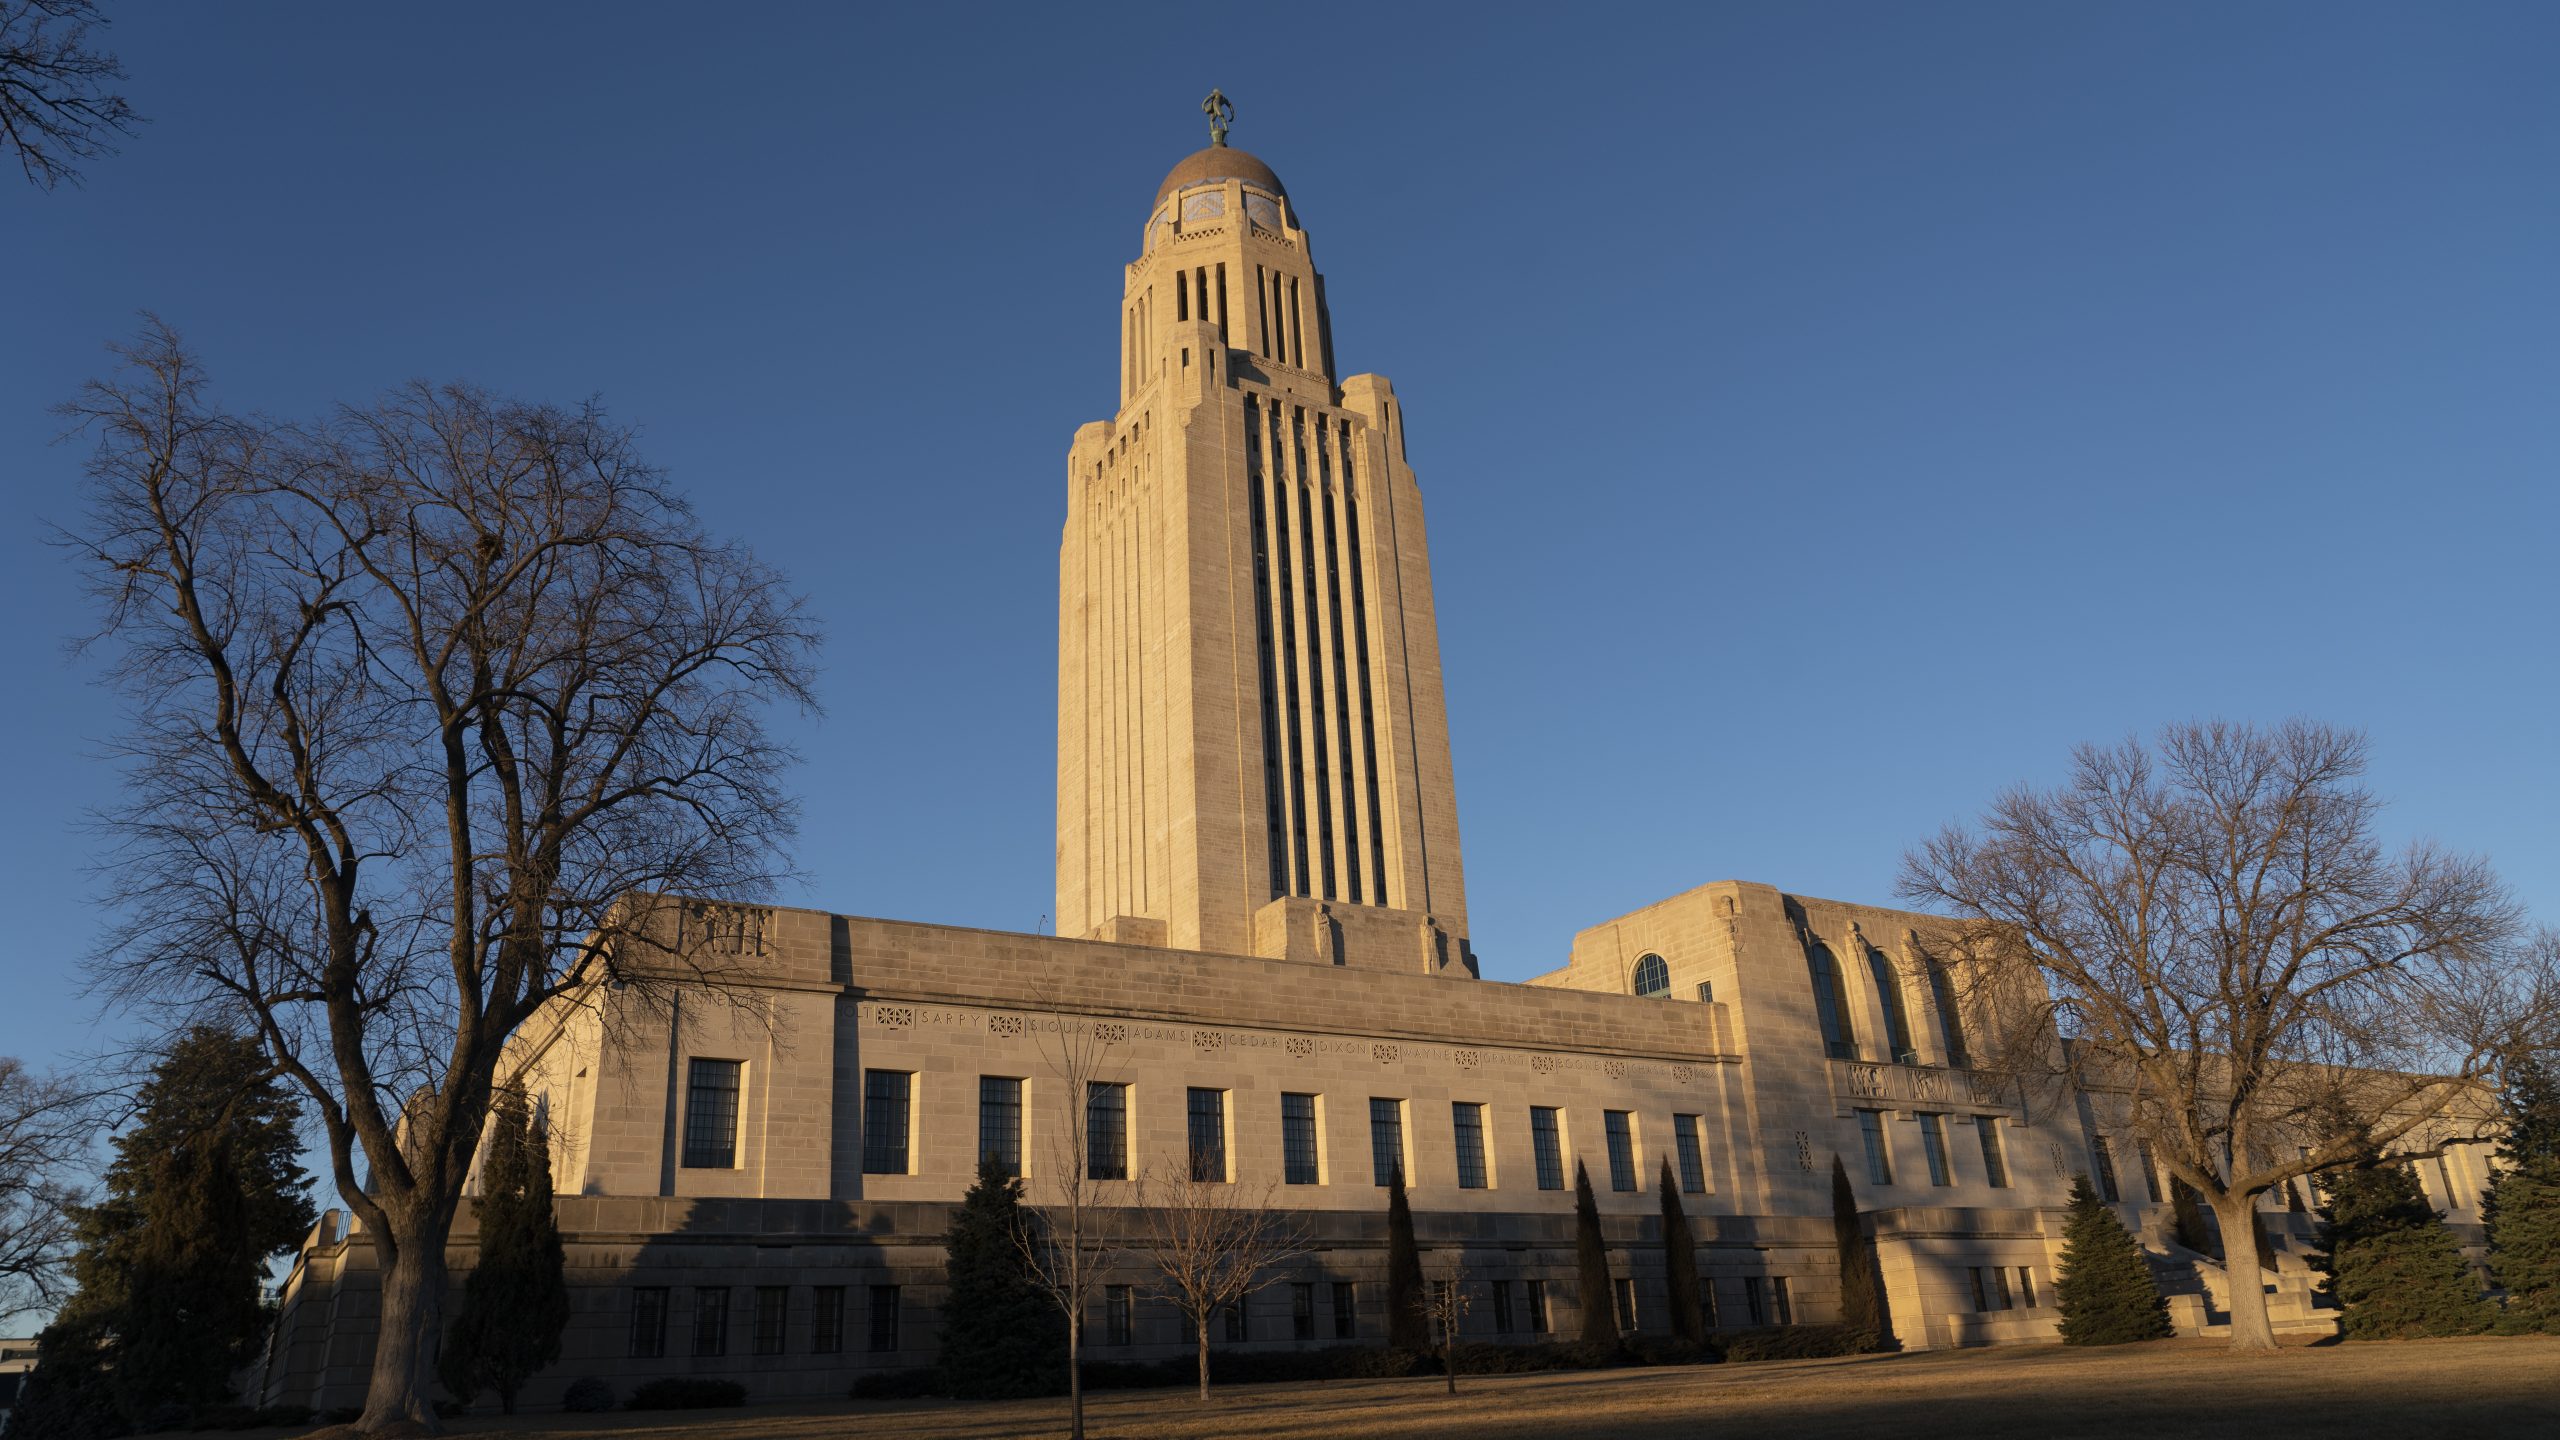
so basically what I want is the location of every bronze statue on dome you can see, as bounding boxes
[1203,89,1233,148]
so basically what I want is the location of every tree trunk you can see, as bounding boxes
[1195,1321,1210,1401]
[360,1224,452,1429]
[1067,1315,1083,1440]
[2212,1191,2278,1352]
[1442,1335,1456,1394]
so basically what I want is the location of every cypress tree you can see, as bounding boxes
[936,1157,1066,1398]
[439,1088,571,1412]
[1658,1159,1704,1345]
[1829,1156,1888,1349]
[1573,1160,1617,1346]
[1384,1163,1428,1351]
[2053,1173,2172,1345]
[2310,1153,2492,1339]
[2485,1048,2560,1332]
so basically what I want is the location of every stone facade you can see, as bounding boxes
[254,136,2503,1414]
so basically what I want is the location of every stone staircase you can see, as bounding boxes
[2148,1225,2337,1340]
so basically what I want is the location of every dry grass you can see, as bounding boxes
[361,1335,2560,1440]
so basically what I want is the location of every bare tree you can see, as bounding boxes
[0,1057,97,1323]
[1424,1255,1472,1395]
[1,0,140,188]
[1135,1168,1312,1400]
[61,320,817,1426]
[1009,1011,1129,1440]
[1900,720,2551,1351]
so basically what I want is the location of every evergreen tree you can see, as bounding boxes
[21,1026,313,1429]
[936,1157,1066,1399]
[2485,1047,2560,1332]
[1572,1161,1617,1346]
[1829,1156,1888,1349]
[438,1089,571,1412]
[1384,1164,1427,1351]
[3,1314,121,1440]
[1658,1159,1704,1345]
[2053,1173,2172,1345]
[2310,1153,2492,1339]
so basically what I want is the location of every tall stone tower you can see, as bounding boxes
[1056,121,1472,977]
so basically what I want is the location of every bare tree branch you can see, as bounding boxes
[0,0,141,189]
[1134,1168,1312,1401]
[0,1057,102,1323]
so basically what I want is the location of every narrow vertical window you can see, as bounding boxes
[1867,948,1917,1064]
[1604,1110,1637,1192]
[691,1286,730,1357]
[1317,438,1362,905]
[1613,1277,1638,1333]
[2092,1137,2121,1202]
[1369,1098,1405,1185]
[1808,944,1856,1060]
[979,1076,1024,1178]
[1215,262,1228,340]
[754,1286,787,1355]
[1196,267,1209,328]
[812,1286,845,1354]
[2015,1266,2037,1308]
[1453,1102,1489,1189]
[1332,1281,1357,1339]
[861,1069,911,1175]
[682,1058,742,1169]
[1269,405,1312,891]
[1491,1280,1515,1334]
[1743,1276,1766,1324]
[1292,410,1336,900]
[1772,1276,1794,1325]
[1106,1284,1133,1345]
[1974,1115,2009,1188]
[867,1285,901,1352]
[1188,1087,1229,1181]
[1858,1110,1893,1186]
[1527,1279,1550,1333]
[1989,1267,2012,1310]
[2137,1139,2166,1202]
[1222,1301,1247,1343]
[1530,1107,1565,1191]
[1087,1081,1129,1181]
[629,1287,669,1359]
[1919,1113,1952,1186]
[1177,271,1189,321]
[1243,400,1287,898]
[1256,264,1271,357]
[1674,1114,1708,1194]
[1926,956,1970,1067]
[1968,1267,1992,1312]
[1340,443,1390,904]
[1288,275,1304,366]
[1282,1092,1320,1185]
[1291,1282,1316,1340]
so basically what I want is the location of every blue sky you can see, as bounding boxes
[3,1,2554,1080]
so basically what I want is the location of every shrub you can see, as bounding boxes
[1721,1323,1870,1361]
[560,1377,616,1413]
[850,1367,940,1400]
[625,1376,748,1410]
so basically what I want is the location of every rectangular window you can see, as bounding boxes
[1087,1081,1128,1181]
[1188,1087,1229,1182]
[1331,1281,1357,1339]
[629,1286,668,1359]
[2092,1137,2121,1202]
[1990,1267,2013,1310]
[682,1058,742,1169]
[861,1070,911,1175]
[1743,1276,1766,1325]
[1975,1115,2009,1189]
[868,1285,901,1353]
[1491,1280,1515,1335]
[1527,1278,1551,1334]
[2137,1139,2166,1202]
[1858,1110,1893,1186]
[1969,1267,1992,1311]
[1702,1276,1719,1329]
[1674,1114,1708,1194]
[979,1076,1023,1178]
[2015,1266,2037,1308]
[1369,1098,1405,1185]
[1919,1113,1952,1186]
[1282,1093,1320,1185]
[691,1286,730,1357]
[1222,1300,1246,1343]
[1530,1106,1565,1191]
[1453,1102,1489,1189]
[1613,1277,1638,1333]
[813,1286,845,1354]
[1292,1282,1316,1341]
[1772,1276,1794,1326]
[1604,1110,1637,1192]
[753,1286,787,1355]
[1106,1285,1133,1346]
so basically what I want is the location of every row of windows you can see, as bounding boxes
[1852,1109,2011,1190]
[629,1284,901,1359]
[1807,942,1970,1068]
[840,1070,1716,1196]
[1968,1266,2040,1313]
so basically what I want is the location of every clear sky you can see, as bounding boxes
[3,1,2554,1083]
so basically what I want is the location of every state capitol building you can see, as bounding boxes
[256,117,2500,1411]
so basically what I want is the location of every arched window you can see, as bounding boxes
[1807,944,1856,1060]
[1632,953,1670,999]
[1926,957,1970,1068]
[1867,948,1917,1065]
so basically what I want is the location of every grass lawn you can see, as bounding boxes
[351,1335,2560,1440]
